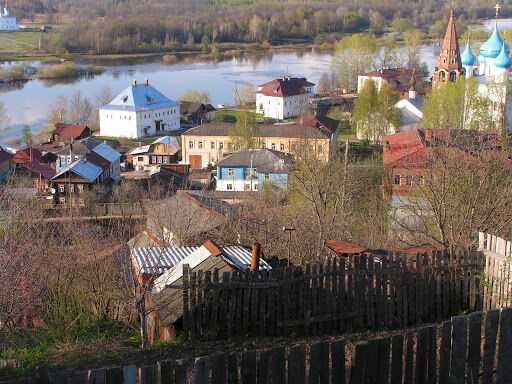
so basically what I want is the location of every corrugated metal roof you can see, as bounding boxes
[92,143,121,163]
[71,159,103,182]
[133,247,199,274]
[133,245,271,275]
[52,158,103,182]
[127,145,151,156]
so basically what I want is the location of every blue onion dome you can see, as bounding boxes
[480,21,510,58]
[461,40,477,65]
[494,42,512,68]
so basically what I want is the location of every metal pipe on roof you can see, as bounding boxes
[250,243,261,272]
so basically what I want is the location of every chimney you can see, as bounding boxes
[282,76,286,81]
[144,78,149,86]
[288,76,291,80]
[132,79,137,87]
[250,243,261,272]
[408,89,417,99]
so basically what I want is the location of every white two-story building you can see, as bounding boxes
[256,77,315,120]
[99,79,180,139]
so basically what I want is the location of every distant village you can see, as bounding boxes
[1,9,511,215]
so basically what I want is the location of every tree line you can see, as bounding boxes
[7,0,510,55]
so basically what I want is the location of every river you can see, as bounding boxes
[0,45,443,141]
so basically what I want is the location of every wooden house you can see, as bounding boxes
[131,240,270,343]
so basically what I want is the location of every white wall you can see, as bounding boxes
[256,94,309,119]
[0,17,19,31]
[100,105,180,139]
[217,178,258,192]
[99,110,139,138]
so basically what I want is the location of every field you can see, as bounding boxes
[0,31,45,60]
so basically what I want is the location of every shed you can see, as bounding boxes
[138,240,270,342]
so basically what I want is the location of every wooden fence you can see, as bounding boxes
[4,308,512,384]
[479,231,512,310]
[182,250,483,340]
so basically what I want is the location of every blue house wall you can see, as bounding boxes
[257,173,288,189]
[218,165,245,181]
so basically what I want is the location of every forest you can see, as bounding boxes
[7,0,511,55]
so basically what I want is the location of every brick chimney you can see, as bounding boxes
[132,79,137,87]
[250,243,261,272]
[144,78,149,86]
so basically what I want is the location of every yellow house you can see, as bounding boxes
[182,116,338,169]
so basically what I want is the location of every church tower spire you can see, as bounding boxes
[432,9,462,86]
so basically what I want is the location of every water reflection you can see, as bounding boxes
[0,81,26,93]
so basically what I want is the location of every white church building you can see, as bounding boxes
[461,19,512,131]
[99,79,180,139]
[0,2,19,31]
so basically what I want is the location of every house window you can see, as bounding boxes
[291,144,297,151]
[198,141,203,149]
[59,184,65,193]
[394,174,401,185]
[211,141,215,149]
[70,185,74,193]
[138,156,144,162]
[418,175,424,185]
[157,156,162,164]
[79,198,85,206]
[262,143,266,149]
[163,156,168,163]
[152,156,157,163]
[227,183,233,190]
[318,144,323,152]
[264,173,270,180]
[254,184,258,190]
[228,168,235,177]
[78,185,84,193]
[219,142,224,149]
[245,184,251,191]
[406,175,413,186]
[189,141,194,149]
[271,143,276,150]
[280,143,285,151]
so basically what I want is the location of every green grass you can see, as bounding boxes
[337,123,358,141]
[0,31,38,54]
[0,321,139,378]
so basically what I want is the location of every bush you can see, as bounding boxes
[162,54,178,64]
[37,62,81,79]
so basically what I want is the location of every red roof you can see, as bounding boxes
[325,239,368,255]
[12,147,43,164]
[257,77,312,97]
[360,68,408,79]
[22,160,56,180]
[53,123,89,140]
[383,129,506,168]
[84,151,111,170]
[297,115,339,135]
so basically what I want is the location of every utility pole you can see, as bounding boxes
[282,226,295,266]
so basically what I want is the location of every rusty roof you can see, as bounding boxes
[53,123,89,140]
[325,239,368,255]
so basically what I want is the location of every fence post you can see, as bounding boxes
[183,264,190,340]
[192,357,211,384]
